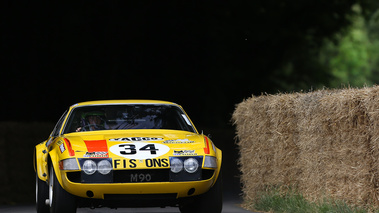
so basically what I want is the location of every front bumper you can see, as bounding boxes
[60,170,217,199]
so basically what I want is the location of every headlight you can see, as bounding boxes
[184,158,199,173]
[204,156,217,168]
[82,160,97,175]
[97,160,112,175]
[59,158,79,170]
[170,158,183,173]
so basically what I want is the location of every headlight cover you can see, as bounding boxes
[97,160,112,175]
[170,158,184,173]
[59,158,79,170]
[184,158,199,173]
[169,156,203,182]
[82,160,97,175]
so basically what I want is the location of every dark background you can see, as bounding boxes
[1,0,379,205]
[3,0,379,126]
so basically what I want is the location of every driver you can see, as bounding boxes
[76,111,105,132]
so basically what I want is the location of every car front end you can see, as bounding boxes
[35,100,222,213]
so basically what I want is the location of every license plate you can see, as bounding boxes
[129,173,152,182]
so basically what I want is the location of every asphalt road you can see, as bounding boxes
[0,182,253,213]
[0,176,254,213]
[0,199,253,213]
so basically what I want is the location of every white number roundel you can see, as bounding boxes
[109,142,170,159]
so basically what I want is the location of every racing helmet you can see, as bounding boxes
[80,111,105,130]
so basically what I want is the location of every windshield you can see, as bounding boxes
[63,104,196,134]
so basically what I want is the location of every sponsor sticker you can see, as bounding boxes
[173,150,198,156]
[59,143,65,153]
[83,140,109,157]
[84,151,109,158]
[113,158,169,169]
[110,142,170,160]
[109,137,163,142]
[162,139,195,144]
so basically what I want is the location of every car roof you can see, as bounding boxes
[71,100,179,108]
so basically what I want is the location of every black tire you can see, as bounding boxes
[179,172,223,213]
[36,174,49,213]
[49,165,77,213]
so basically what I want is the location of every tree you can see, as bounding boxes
[320,5,379,88]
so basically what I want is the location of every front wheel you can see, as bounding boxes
[36,174,49,213]
[49,165,77,213]
[179,172,223,213]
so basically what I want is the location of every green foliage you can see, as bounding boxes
[367,9,379,84]
[253,187,314,213]
[244,1,379,93]
[319,5,379,88]
[250,186,371,213]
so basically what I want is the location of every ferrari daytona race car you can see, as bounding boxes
[34,100,222,213]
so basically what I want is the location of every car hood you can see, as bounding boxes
[63,129,207,159]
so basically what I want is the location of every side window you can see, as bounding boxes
[51,110,68,137]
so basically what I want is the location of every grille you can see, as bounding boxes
[66,169,214,183]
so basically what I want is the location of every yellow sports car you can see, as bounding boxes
[34,100,222,213]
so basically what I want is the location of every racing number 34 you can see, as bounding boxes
[119,144,159,155]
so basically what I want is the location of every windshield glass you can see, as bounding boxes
[63,104,196,134]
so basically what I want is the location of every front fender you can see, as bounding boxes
[34,142,49,181]
[213,147,222,186]
[48,144,64,184]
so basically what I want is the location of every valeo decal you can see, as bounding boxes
[109,142,170,160]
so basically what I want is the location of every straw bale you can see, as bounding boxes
[362,87,379,206]
[315,88,373,205]
[233,86,379,208]
[295,90,331,200]
[233,95,275,199]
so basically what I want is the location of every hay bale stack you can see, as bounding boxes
[363,87,379,205]
[265,94,300,187]
[234,95,274,199]
[295,90,330,200]
[232,86,379,208]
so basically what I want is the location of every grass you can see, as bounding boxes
[248,186,376,213]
